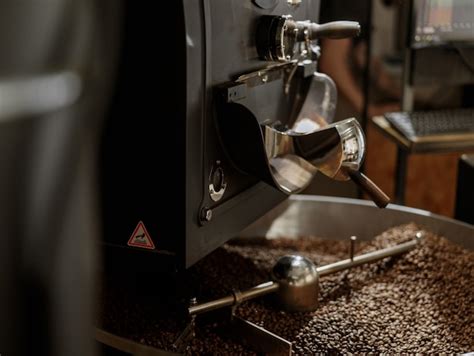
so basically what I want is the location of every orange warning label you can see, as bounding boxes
[127,221,155,249]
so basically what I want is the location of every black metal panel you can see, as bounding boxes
[101,0,321,270]
[101,1,186,270]
[184,0,320,268]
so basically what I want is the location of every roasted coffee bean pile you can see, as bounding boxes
[100,224,474,354]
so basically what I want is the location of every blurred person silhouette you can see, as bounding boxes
[319,0,401,120]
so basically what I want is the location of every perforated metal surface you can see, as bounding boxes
[385,109,474,138]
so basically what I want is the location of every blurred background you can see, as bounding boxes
[0,1,120,355]
[305,0,474,220]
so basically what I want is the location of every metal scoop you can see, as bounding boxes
[265,117,390,207]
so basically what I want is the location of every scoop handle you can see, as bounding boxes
[348,169,390,208]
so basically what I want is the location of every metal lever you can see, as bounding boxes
[298,21,361,40]
[257,15,361,61]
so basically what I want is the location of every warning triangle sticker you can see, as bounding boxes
[127,221,155,249]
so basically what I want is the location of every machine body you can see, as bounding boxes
[101,0,386,271]
[101,0,321,270]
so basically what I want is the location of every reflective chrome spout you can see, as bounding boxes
[264,118,390,208]
[216,66,390,208]
[264,118,362,193]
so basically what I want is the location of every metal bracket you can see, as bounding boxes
[224,83,247,103]
[172,298,198,353]
[226,315,292,355]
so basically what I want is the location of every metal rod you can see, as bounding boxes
[317,236,421,277]
[188,281,278,315]
[188,234,422,316]
[395,147,409,205]
[350,236,357,261]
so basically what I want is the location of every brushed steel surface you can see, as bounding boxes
[241,195,474,250]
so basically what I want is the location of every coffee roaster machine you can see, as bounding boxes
[101,0,389,272]
[97,0,474,354]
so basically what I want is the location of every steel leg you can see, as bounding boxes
[394,147,408,205]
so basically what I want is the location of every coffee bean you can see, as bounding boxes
[100,223,473,354]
